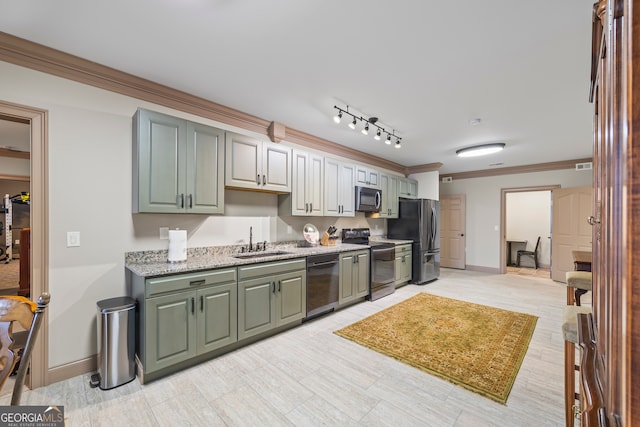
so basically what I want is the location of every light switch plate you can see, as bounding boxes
[67,231,81,247]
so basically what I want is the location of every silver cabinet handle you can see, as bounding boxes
[305,203,309,213]
[200,295,204,312]
[257,174,261,185]
[191,297,195,315]
[177,193,184,208]
[278,280,281,292]
[188,194,193,209]
[309,203,312,212]
[272,281,276,293]
[262,175,266,185]
[587,216,601,225]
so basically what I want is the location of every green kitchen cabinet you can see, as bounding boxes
[237,258,306,341]
[225,132,292,193]
[132,108,225,214]
[324,157,356,217]
[378,173,400,218]
[339,250,370,305]
[135,268,237,375]
[355,165,380,189]
[398,177,419,199]
[394,243,413,287]
[278,149,324,216]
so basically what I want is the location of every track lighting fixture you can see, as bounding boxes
[333,105,402,148]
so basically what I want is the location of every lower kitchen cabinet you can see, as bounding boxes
[238,258,306,341]
[132,268,237,375]
[339,250,370,305]
[395,244,413,286]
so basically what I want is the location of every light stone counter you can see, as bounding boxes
[125,241,369,278]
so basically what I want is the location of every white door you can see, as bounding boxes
[440,194,466,269]
[551,186,593,282]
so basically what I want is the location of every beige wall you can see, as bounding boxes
[439,169,592,270]
[0,60,432,370]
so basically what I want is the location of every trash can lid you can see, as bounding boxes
[97,296,136,313]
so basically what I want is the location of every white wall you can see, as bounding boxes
[439,169,592,270]
[0,60,408,369]
[506,191,551,267]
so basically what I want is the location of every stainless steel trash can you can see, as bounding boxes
[93,296,136,390]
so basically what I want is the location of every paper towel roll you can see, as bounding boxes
[168,229,187,262]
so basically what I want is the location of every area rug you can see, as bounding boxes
[334,293,538,404]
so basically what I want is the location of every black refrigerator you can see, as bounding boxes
[387,198,440,284]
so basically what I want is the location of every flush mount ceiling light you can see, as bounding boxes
[456,143,505,158]
[333,105,402,148]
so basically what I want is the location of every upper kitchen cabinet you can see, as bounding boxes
[278,149,323,216]
[225,132,291,193]
[355,165,380,189]
[324,157,355,217]
[378,173,400,218]
[132,108,225,214]
[398,177,419,198]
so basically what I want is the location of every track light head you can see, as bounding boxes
[374,129,381,140]
[385,134,392,145]
[333,111,342,124]
[361,122,369,135]
[395,139,401,149]
[348,118,357,130]
[332,105,401,148]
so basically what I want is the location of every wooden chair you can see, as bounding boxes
[0,293,50,405]
[517,236,541,269]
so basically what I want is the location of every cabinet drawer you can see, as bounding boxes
[238,258,306,281]
[396,244,412,254]
[146,268,237,298]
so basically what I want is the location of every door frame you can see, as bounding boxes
[0,100,49,389]
[499,185,559,274]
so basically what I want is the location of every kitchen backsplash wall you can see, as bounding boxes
[130,189,386,252]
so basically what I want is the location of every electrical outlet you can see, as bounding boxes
[159,227,169,240]
[67,231,81,247]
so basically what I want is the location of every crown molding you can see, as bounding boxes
[0,32,406,174]
[439,158,593,181]
[405,163,444,175]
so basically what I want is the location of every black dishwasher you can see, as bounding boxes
[305,253,340,320]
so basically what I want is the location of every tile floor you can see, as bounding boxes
[1,268,572,426]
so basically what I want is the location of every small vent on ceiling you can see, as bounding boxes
[441,177,453,183]
[575,162,593,171]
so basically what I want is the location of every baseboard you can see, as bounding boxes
[465,265,501,274]
[47,354,97,385]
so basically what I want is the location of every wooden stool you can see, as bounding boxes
[565,271,593,306]
[562,305,592,427]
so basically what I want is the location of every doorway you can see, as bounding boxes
[0,101,49,390]
[500,185,559,276]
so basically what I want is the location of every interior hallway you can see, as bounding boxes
[1,269,568,426]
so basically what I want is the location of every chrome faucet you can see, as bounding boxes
[249,226,253,252]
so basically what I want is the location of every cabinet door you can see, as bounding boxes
[134,109,186,213]
[355,166,380,188]
[355,251,370,297]
[388,175,399,218]
[339,253,355,303]
[197,282,237,354]
[308,153,324,215]
[399,178,418,198]
[324,157,341,216]
[338,162,356,217]
[290,150,309,215]
[186,122,225,214]
[262,142,291,192]
[395,255,404,282]
[225,132,261,189]
[275,269,306,326]
[145,291,196,373]
[238,277,275,340]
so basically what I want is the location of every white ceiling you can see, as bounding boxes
[0,0,595,174]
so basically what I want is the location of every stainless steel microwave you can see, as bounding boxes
[355,186,382,212]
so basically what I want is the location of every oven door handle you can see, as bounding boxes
[308,260,339,268]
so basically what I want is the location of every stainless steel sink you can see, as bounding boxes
[233,250,291,259]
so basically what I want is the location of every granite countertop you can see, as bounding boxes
[126,241,369,277]
[369,236,414,245]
